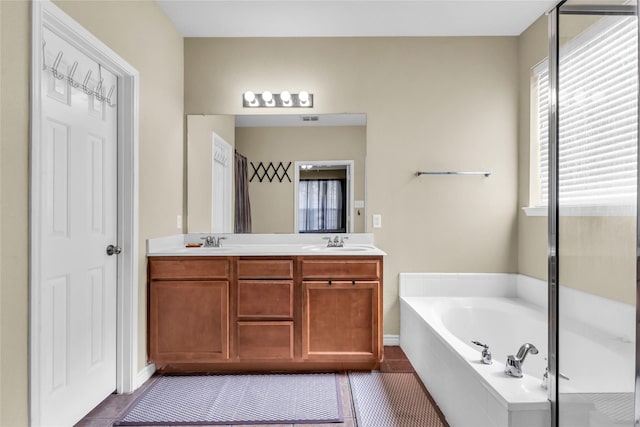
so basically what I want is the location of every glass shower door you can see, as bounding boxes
[552,2,638,425]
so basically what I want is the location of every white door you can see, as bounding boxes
[36,28,118,426]
[212,134,233,233]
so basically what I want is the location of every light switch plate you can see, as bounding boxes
[177,214,182,229]
[373,214,382,228]
[355,200,365,208]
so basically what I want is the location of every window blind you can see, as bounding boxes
[534,16,638,208]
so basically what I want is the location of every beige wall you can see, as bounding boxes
[1,2,29,425]
[0,2,3,420]
[517,15,636,305]
[235,126,366,233]
[187,115,235,232]
[0,1,184,424]
[186,37,520,335]
[517,16,549,281]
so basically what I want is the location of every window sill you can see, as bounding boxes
[522,205,637,217]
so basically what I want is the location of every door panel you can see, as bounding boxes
[37,27,119,426]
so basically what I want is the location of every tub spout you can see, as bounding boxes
[505,343,538,378]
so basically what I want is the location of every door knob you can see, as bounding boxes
[106,244,122,256]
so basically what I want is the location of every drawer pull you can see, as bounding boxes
[352,280,356,285]
[328,280,333,285]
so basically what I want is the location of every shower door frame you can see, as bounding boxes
[547,3,639,426]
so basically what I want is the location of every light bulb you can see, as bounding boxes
[262,91,273,103]
[299,90,310,104]
[280,91,292,104]
[243,91,255,103]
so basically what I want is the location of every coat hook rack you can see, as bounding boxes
[42,40,117,107]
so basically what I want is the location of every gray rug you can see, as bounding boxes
[115,373,343,425]
[349,371,445,427]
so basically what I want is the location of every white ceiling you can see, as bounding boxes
[156,1,557,38]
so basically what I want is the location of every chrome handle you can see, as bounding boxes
[106,244,121,256]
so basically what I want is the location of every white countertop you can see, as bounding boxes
[147,233,386,257]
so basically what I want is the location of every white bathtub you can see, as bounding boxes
[399,273,635,427]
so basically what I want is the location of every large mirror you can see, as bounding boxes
[186,113,367,234]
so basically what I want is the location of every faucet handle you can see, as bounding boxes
[200,235,214,246]
[472,341,492,365]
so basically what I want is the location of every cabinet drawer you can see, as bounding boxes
[237,259,294,279]
[149,258,230,280]
[237,280,294,318]
[301,259,380,280]
[237,322,294,360]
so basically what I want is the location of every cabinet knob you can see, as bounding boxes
[352,280,356,285]
[328,280,333,285]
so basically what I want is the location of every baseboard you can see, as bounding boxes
[383,334,400,346]
[137,363,156,388]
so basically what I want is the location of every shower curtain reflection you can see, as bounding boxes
[235,150,252,233]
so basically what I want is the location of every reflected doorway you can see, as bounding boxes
[294,160,355,233]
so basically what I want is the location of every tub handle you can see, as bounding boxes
[472,340,493,365]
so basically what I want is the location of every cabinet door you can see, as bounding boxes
[149,280,229,363]
[302,281,380,360]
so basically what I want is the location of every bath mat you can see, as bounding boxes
[115,373,343,425]
[349,371,446,427]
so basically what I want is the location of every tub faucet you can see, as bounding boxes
[505,343,538,378]
[472,341,492,365]
[541,361,570,389]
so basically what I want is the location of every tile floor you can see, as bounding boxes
[75,346,448,427]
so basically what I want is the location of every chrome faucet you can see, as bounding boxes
[201,235,226,248]
[505,343,538,378]
[472,341,492,365]
[324,236,348,247]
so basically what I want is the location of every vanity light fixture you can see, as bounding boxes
[298,90,310,105]
[242,90,314,108]
[243,91,257,106]
[280,90,292,105]
[262,90,274,105]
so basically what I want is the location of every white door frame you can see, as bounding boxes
[30,1,139,423]
[293,160,355,233]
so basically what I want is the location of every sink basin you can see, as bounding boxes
[304,245,375,252]
[179,246,233,253]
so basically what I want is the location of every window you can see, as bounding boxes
[298,179,346,233]
[532,16,637,212]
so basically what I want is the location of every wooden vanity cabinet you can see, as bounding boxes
[148,255,383,372]
[236,258,295,361]
[301,258,383,367]
[148,257,230,367]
